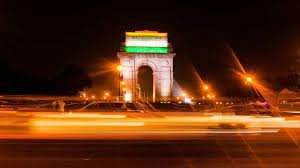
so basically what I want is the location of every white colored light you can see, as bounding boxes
[125,36,168,47]
[124,93,132,102]
[184,97,191,104]
[125,40,168,47]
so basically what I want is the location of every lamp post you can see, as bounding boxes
[204,85,209,91]
[245,76,267,104]
[246,77,252,83]
[117,65,123,101]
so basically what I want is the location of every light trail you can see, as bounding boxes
[282,111,300,114]
[32,121,144,126]
[34,113,127,119]
[1,111,300,139]
[0,111,17,113]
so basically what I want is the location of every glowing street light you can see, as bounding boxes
[184,97,191,104]
[117,65,123,72]
[116,65,123,100]
[105,92,109,96]
[121,81,125,85]
[203,85,209,91]
[246,77,253,83]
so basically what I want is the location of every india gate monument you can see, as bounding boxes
[117,30,175,102]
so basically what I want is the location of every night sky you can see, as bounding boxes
[0,1,299,96]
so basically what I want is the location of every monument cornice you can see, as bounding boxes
[117,52,176,59]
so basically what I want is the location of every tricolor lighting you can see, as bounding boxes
[125,46,168,53]
[125,30,169,54]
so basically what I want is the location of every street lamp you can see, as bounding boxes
[245,75,265,103]
[117,65,123,72]
[203,85,209,91]
[117,65,123,100]
[246,77,253,83]
[182,92,187,97]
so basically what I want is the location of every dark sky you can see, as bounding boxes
[0,0,299,95]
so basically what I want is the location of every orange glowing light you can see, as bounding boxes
[105,92,109,96]
[246,77,253,83]
[117,65,123,71]
[126,31,167,37]
[204,85,209,90]
[39,113,127,119]
[121,81,125,85]
[33,121,144,127]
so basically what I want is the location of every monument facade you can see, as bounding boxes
[117,30,175,102]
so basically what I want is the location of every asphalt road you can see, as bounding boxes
[1,130,300,168]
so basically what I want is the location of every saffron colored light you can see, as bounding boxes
[126,31,167,37]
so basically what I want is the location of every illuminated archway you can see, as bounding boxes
[117,30,175,102]
[137,66,153,102]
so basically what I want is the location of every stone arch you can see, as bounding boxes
[118,53,175,102]
[135,60,157,102]
[137,65,154,102]
[135,60,158,73]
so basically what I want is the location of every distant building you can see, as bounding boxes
[278,88,300,110]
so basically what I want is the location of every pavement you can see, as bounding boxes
[1,111,300,167]
[1,131,300,168]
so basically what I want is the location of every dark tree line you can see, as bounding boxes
[0,57,92,95]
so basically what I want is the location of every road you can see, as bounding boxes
[1,111,300,167]
[0,111,295,139]
[1,131,300,168]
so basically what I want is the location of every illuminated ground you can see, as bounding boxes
[1,108,300,167]
[1,111,299,139]
[1,132,300,168]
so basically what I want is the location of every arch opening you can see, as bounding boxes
[137,66,154,102]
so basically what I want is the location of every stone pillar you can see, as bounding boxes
[155,66,173,102]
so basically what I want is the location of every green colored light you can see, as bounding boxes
[125,46,168,53]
